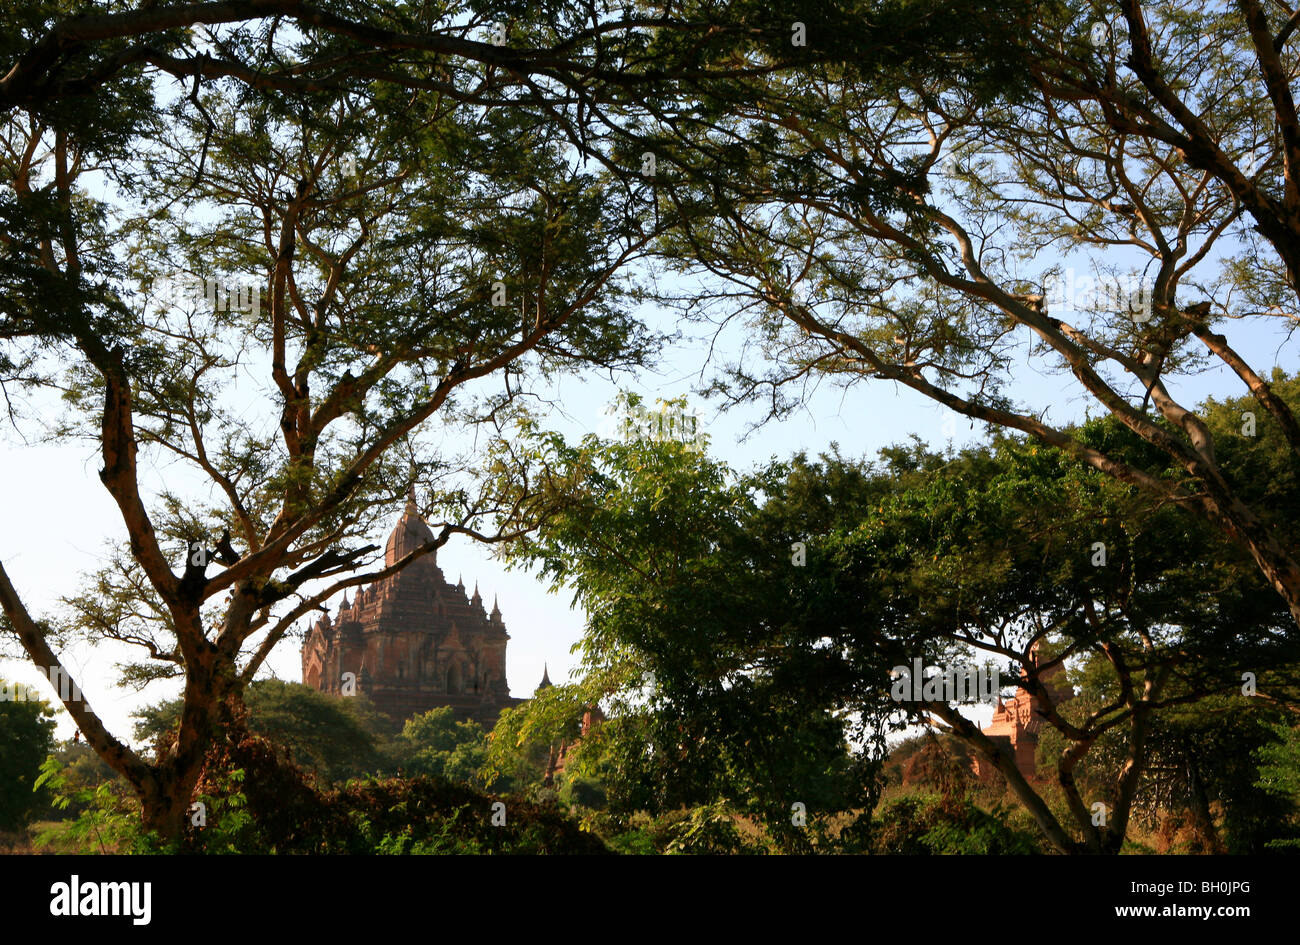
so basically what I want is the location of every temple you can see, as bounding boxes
[973,643,1072,782]
[301,491,523,727]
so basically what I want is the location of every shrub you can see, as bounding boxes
[871,792,1045,855]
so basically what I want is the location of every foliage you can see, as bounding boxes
[183,729,608,854]
[34,739,129,821]
[3,0,717,840]
[648,0,1300,640]
[827,397,1300,852]
[661,801,765,855]
[8,0,1300,856]
[135,680,389,786]
[484,681,585,795]
[882,733,983,792]
[33,755,156,854]
[557,773,607,811]
[1257,722,1300,801]
[500,381,1300,854]
[0,680,55,830]
[187,766,256,856]
[1255,721,1300,850]
[497,424,885,852]
[393,707,505,790]
[1043,675,1300,854]
[871,792,1045,855]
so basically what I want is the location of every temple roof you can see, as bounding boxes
[385,488,436,567]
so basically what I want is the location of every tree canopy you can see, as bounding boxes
[496,377,1300,852]
[0,678,56,832]
[644,0,1300,632]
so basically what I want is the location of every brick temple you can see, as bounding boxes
[301,492,524,727]
[973,643,1072,782]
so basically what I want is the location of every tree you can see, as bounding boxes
[821,411,1300,853]
[0,678,56,831]
[0,0,1049,845]
[34,738,127,823]
[0,2,675,842]
[1256,719,1300,848]
[394,707,501,789]
[1049,688,1300,854]
[647,0,1300,631]
[498,379,1300,853]
[494,417,894,852]
[484,680,585,796]
[871,792,1045,855]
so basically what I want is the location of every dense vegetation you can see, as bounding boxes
[10,384,1300,854]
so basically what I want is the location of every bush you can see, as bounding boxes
[871,792,1045,855]
[558,774,607,810]
[184,729,609,854]
[33,756,156,854]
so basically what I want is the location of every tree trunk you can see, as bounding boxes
[135,664,246,848]
[138,774,199,847]
[1187,754,1222,853]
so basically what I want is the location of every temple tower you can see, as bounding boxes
[301,494,522,727]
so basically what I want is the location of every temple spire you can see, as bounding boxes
[405,484,418,514]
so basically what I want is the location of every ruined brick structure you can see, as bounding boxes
[301,493,523,727]
[973,643,1072,782]
[533,665,605,785]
